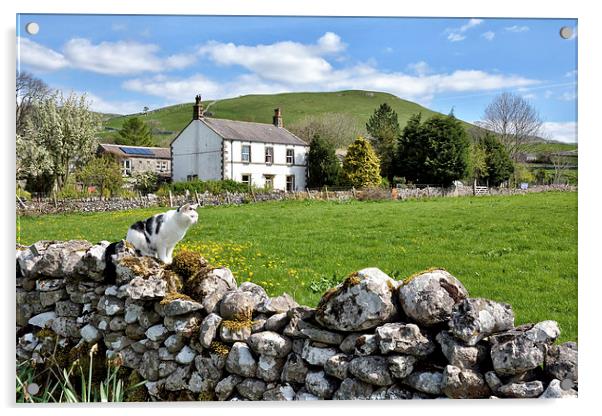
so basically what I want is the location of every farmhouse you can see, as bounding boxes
[97,143,171,178]
[171,96,308,191]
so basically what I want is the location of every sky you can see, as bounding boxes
[16,14,577,142]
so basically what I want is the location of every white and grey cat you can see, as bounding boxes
[126,203,199,264]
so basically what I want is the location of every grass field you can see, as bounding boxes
[17,192,578,341]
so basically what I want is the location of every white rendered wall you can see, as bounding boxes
[226,140,308,190]
[171,121,223,182]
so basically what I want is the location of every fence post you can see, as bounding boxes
[325,186,329,200]
[352,187,356,199]
[306,188,312,199]
[195,191,200,205]
[169,190,173,207]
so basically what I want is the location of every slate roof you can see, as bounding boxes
[201,118,308,146]
[98,144,171,159]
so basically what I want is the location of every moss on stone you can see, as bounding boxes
[171,250,207,280]
[36,328,57,340]
[125,370,148,402]
[342,272,361,288]
[402,267,446,285]
[119,256,161,279]
[209,341,230,357]
[221,318,253,331]
[162,270,183,294]
[198,391,215,401]
[160,292,194,305]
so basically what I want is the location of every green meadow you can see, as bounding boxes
[17,192,578,342]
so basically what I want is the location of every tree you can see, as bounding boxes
[395,113,427,183]
[480,133,514,186]
[132,170,159,195]
[16,71,50,135]
[421,114,470,186]
[116,117,154,147]
[306,135,341,188]
[77,155,123,197]
[366,103,401,180]
[467,142,488,185]
[288,113,366,150]
[478,92,542,160]
[341,136,381,188]
[21,91,100,191]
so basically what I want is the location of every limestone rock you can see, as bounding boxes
[339,333,363,354]
[388,355,417,379]
[441,365,490,398]
[281,353,309,384]
[332,377,374,400]
[80,324,101,343]
[398,269,468,326]
[301,340,338,366]
[164,313,201,337]
[32,240,92,278]
[175,345,197,365]
[490,334,545,376]
[376,323,435,357]
[497,381,544,398]
[263,384,296,401]
[219,323,252,342]
[28,311,56,328]
[145,324,169,342]
[236,378,266,400]
[324,353,351,380]
[436,330,487,369]
[370,384,414,400]
[220,290,258,320]
[315,268,398,332]
[265,313,289,332]
[51,317,81,338]
[257,293,298,314]
[449,298,514,345]
[354,334,379,356]
[348,356,394,387]
[226,342,257,378]
[539,379,578,398]
[199,313,222,348]
[139,350,160,381]
[215,374,243,401]
[164,365,192,391]
[403,371,443,395]
[75,241,110,281]
[192,267,237,314]
[545,341,578,382]
[126,275,167,300]
[96,295,125,316]
[247,331,292,358]
[162,298,203,316]
[257,355,285,382]
[305,370,338,399]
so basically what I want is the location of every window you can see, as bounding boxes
[286,148,294,164]
[264,175,274,189]
[187,174,198,182]
[241,145,251,163]
[156,160,168,172]
[122,159,132,176]
[286,175,296,192]
[265,146,273,164]
[241,174,251,187]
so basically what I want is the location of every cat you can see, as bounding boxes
[125,203,199,264]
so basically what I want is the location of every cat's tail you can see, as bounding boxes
[103,241,119,284]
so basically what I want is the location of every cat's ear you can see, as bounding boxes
[178,203,190,212]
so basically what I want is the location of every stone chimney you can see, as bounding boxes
[273,108,283,128]
[193,94,203,120]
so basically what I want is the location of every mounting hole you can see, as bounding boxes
[25,22,39,35]
[559,26,573,39]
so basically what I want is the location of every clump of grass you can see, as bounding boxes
[160,292,194,305]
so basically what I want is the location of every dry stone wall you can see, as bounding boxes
[16,240,578,401]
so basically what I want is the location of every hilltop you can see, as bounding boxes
[100,90,452,147]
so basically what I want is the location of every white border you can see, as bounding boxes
[2,1,599,415]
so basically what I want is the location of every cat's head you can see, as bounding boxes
[177,203,199,225]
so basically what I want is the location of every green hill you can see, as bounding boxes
[100,90,452,147]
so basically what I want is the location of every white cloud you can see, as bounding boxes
[18,37,197,75]
[447,33,466,42]
[85,93,146,115]
[446,18,483,42]
[315,32,346,54]
[505,25,530,33]
[559,91,577,101]
[541,122,577,143]
[17,37,68,71]
[565,70,578,78]
[482,31,495,41]
[407,61,431,76]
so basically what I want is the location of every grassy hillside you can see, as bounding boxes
[100,90,448,146]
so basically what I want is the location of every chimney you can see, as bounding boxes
[193,94,203,120]
[273,108,283,128]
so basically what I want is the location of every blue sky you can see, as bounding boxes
[17,14,577,142]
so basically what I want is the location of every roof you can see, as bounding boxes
[201,118,308,146]
[98,144,170,159]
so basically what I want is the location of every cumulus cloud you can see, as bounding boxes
[482,31,495,41]
[505,25,530,33]
[541,121,577,143]
[18,37,196,75]
[17,37,69,71]
[446,18,483,42]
